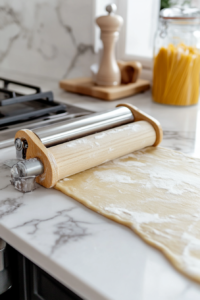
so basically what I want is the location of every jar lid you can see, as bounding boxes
[160,6,200,20]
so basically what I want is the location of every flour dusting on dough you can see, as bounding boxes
[94,170,136,184]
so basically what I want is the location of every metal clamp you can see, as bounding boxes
[11,159,44,193]
[15,138,28,159]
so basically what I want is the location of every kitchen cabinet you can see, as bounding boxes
[1,244,83,300]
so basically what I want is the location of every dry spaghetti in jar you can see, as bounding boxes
[153,7,200,106]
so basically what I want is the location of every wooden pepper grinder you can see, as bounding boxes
[96,4,123,86]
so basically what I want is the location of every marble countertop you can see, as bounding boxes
[0,70,200,300]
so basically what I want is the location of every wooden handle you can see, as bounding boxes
[117,60,142,84]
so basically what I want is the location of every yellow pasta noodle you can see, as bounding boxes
[152,44,200,105]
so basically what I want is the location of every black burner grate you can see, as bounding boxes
[0,78,66,126]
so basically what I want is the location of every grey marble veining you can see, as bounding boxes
[161,130,196,154]
[13,206,93,255]
[0,0,97,80]
[0,164,24,219]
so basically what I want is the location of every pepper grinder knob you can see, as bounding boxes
[95,4,123,86]
[106,3,117,14]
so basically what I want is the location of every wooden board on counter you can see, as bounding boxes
[59,77,150,101]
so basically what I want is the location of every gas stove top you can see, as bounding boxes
[0,77,91,149]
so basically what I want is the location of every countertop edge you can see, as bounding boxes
[0,223,110,300]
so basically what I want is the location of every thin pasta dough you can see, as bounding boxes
[55,147,200,283]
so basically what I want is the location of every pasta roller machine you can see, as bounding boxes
[10,104,163,192]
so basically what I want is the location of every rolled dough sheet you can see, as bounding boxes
[55,147,200,283]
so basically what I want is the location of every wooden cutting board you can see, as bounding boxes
[59,77,150,101]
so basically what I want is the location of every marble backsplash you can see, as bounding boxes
[0,0,98,80]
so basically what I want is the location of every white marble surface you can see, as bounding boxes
[0,70,200,300]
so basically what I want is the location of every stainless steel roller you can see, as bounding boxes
[33,107,134,147]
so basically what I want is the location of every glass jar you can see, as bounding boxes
[153,7,200,106]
